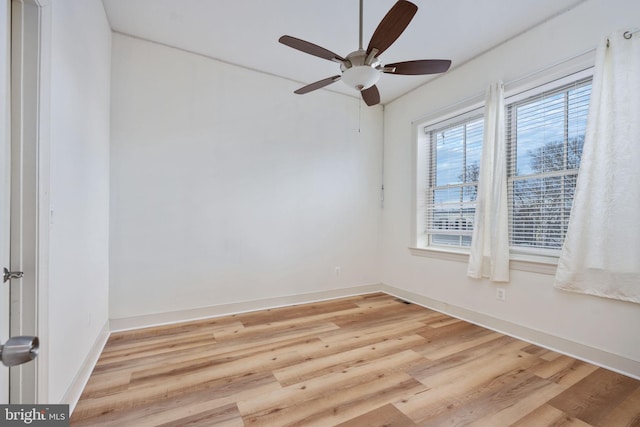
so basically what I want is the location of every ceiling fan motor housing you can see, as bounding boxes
[340,49,381,91]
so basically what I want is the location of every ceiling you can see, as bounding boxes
[101,0,586,105]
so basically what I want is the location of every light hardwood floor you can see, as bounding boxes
[71,293,640,426]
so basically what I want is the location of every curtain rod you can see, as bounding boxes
[411,28,637,125]
[503,47,595,90]
[411,46,596,125]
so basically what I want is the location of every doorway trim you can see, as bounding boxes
[1,0,12,405]
[10,0,51,403]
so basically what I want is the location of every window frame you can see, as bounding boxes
[411,67,594,273]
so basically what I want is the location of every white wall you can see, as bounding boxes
[49,0,111,403]
[109,34,383,320]
[382,0,640,376]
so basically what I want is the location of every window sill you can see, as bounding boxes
[409,246,469,262]
[408,247,558,275]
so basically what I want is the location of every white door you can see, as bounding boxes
[1,0,12,404]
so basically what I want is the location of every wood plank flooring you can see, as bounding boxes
[71,293,640,426]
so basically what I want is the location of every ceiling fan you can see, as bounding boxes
[278,0,452,106]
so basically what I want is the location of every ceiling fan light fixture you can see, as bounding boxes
[341,65,380,91]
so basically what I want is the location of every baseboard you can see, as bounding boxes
[62,321,110,414]
[109,284,383,332]
[379,283,640,380]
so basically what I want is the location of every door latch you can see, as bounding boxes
[3,267,24,283]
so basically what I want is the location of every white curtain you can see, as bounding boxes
[554,31,640,303]
[467,82,510,282]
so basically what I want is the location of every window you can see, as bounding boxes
[506,76,592,254]
[415,71,593,264]
[421,111,484,248]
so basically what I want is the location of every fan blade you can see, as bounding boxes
[279,35,345,63]
[384,59,452,75]
[361,85,380,106]
[366,0,418,57]
[294,75,341,95]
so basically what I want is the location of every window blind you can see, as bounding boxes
[506,77,592,252]
[424,114,484,247]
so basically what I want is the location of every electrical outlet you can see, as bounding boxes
[335,267,341,276]
[496,288,506,301]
